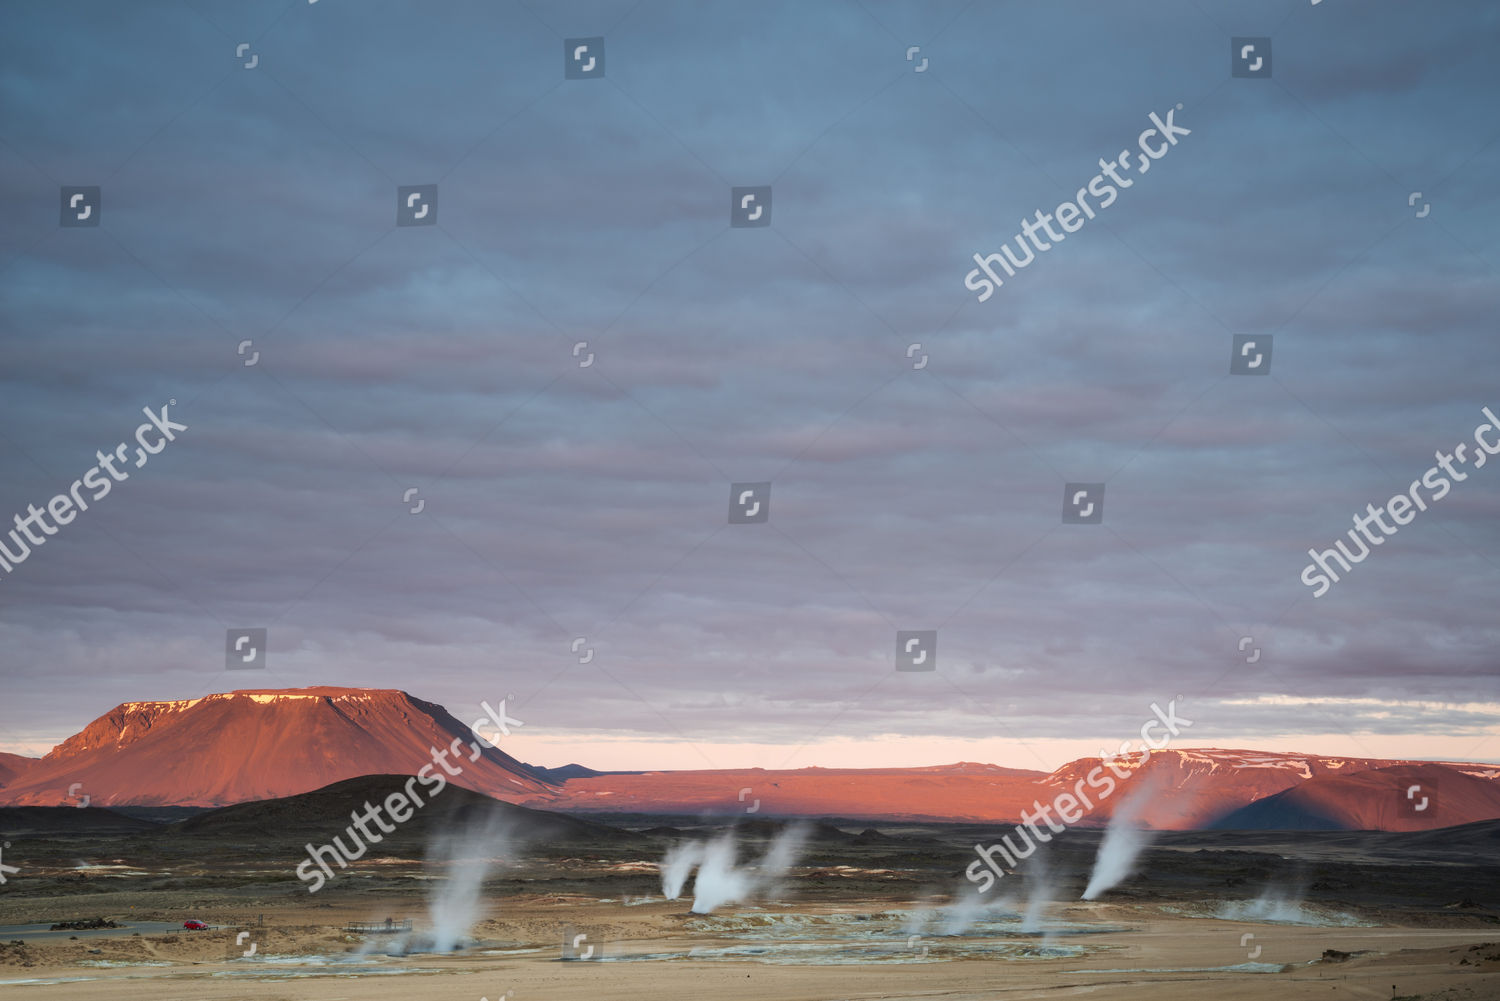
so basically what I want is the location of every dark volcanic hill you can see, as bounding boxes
[0,688,555,808]
[170,773,641,847]
[0,805,158,837]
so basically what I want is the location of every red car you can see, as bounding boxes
[182,920,207,931]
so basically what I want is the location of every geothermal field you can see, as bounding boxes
[0,773,1497,1000]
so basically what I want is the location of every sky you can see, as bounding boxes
[0,0,1497,774]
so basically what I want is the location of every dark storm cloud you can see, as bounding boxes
[0,0,1496,763]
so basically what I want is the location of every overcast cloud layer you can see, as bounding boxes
[1,0,1497,772]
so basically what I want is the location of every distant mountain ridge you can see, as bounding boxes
[0,751,33,788]
[0,688,555,807]
[526,747,1500,830]
[1040,747,1498,829]
[1,687,1496,832]
[1209,763,1500,832]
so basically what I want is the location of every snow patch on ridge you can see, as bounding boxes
[118,698,206,713]
[119,690,382,712]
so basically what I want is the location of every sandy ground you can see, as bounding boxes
[1,893,1497,1000]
